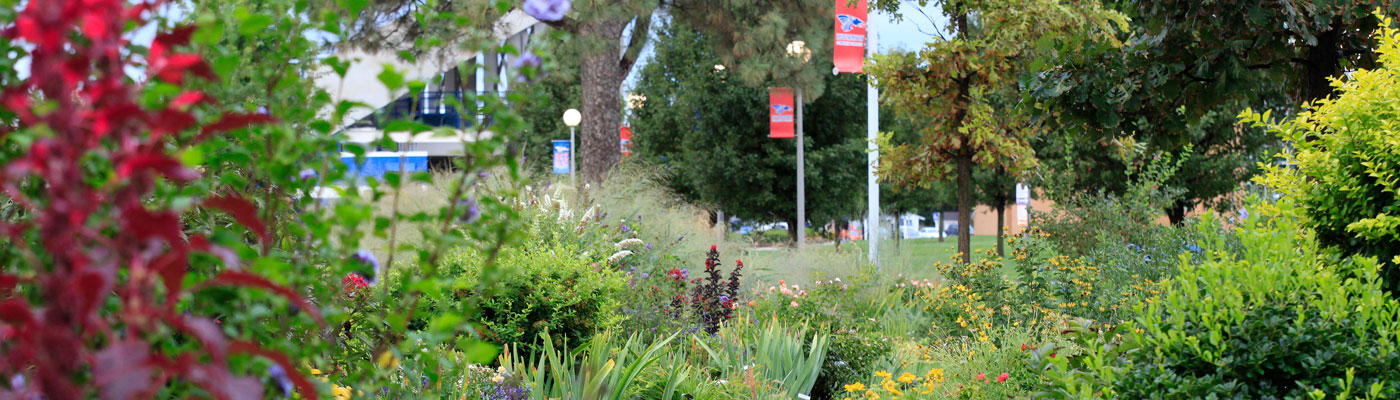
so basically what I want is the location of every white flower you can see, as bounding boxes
[615,238,644,249]
[833,277,842,283]
[607,250,634,265]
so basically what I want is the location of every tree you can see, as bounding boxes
[322,0,655,184]
[867,0,1124,263]
[631,24,868,245]
[670,0,837,99]
[1029,1,1400,222]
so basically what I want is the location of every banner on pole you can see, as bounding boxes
[620,126,633,156]
[1015,183,1030,205]
[552,140,571,174]
[769,87,795,138]
[833,0,868,73]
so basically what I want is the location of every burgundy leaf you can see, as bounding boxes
[194,271,324,324]
[0,298,33,324]
[117,152,200,183]
[152,25,198,51]
[72,269,111,321]
[120,204,185,245]
[94,340,154,400]
[195,113,278,143]
[175,316,228,362]
[150,252,187,304]
[170,91,210,108]
[150,108,197,139]
[229,341,320,400]
[153,53,206,84]
[202,195,267,243]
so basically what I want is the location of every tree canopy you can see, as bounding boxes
[631,24,868,240]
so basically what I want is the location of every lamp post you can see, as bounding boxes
[786,40,810,249]
[562,108,581,187]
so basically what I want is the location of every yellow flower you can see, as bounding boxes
[897,372,917,384]
[926,368,945,382]
[874,370,892,379]
[881,380,904,396]
[845,382,867,392]
[864,389,881,399]
[332,385,352,400]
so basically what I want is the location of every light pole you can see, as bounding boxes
[562,108,581,187]
[787,40,811,249]
[866,14,880,266]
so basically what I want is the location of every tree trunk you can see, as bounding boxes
[834,218,845,251]
[786,215,800,247]
[956,150,974,264]
[953,10,974,265]
[995,203,1005,257]
[578,21,626,185]
[1165,202,1186,225]
[1304,20,1342,104]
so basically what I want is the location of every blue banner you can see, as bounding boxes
[552,140,571,174]
[342,152,429,179]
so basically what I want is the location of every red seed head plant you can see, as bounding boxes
[0,1,318,399]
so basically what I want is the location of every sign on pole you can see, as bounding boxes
[769,87,795,138]
[833,0,868,73]
[1015,182,1030,205]
[620,126,633,156]
[552,140,571,174]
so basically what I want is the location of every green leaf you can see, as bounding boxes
[427,313,463,334]
[460,340,499,364]
[238,14,274,36]
[377,65,404,91]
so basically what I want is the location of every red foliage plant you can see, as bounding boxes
[0,1,319,399]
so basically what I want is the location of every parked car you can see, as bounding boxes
[943,224,974,236]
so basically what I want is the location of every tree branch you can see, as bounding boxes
[619,15,652,75]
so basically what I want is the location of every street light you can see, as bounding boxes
[785,39,810,248]
[563,108,581,187]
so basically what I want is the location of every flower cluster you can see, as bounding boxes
[692,245,743,334]
[842,368,949,399]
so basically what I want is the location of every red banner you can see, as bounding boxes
[833,0,868,73]
[619,126,633,156]
[769,87,795,138]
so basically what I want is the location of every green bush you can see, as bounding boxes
[812,332,895,400]
[439,239,628,354]
[1240,14,1400,289]
[1037,197,1400,399]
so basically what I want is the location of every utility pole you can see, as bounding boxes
[796,89,806,249]
[866,14,880,265]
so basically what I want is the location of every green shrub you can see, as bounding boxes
[439,239,628,354]
[1240,13,1400,289]
[812,332,895,400]
[1037,197,1400,399]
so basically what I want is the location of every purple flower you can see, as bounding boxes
[512,52,544,82]
[10,374,23,390]
[640,272,650,278]
[621,224,631,233]
[718,295,730,303]
[645,243,652,250]
[1238,208,1249,221]
[458,197,480,224]
[522,0,570,22]
[268,364,292,397]
[479,171,489,179]
[351,250,380,284]
[298,168,316,180]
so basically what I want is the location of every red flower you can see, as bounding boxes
[342,273,369,293]
[1021,344,1028,351]
[975,372,986,381]
[996,372,1008,383]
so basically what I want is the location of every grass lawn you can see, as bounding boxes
[736,235,1007,285]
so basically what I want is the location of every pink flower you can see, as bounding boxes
[996,372,1008,383]
[975,372,986,381]
[790,301,799,308]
